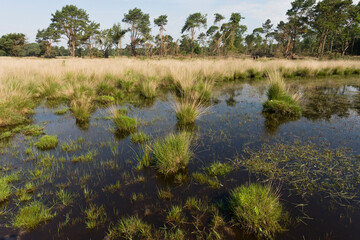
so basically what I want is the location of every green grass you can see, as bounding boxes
[152,132,192,176]
[96,95,115,104]
[0,178,12,202]
[61,139,80,152]
[107,216,152,240]
[166,205,184,224]
[56,189,74,206]
[205,161,233,176]
[263,71,301,117]
[85,204,107,229]
[23,125,45,136]
[130,132,148,144]
[138,78,158,98]
[229,184,284,239]
[13,201,55,229]
[0,131,12,140]
[113,114,137,133]
[54,108,68,115]
[175,100,203,125]
[34,135,58,150]
[192,172,221,188]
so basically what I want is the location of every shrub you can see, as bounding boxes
[230,184,284,239]
[34,135,58,150]
[152,132,192,176]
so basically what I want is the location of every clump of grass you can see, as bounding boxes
[0,178,12,202]
[96,82,116,96]
[72,150,97,163]
[0,131,12,140]
[13,201,55,229]
[152,132,192,176]
[138,77,158,98]
[107,216,152,240]
[112,109,137,133]
[34,135,58,150]
[102,181,121,193]
[192,172,221,188]
[130,132,148,144]
[135,145,151,170]
[61,139,80,152]
[70,96,93,124]
[205,161,233,177]
[158,188,173,200]
[56,189,74,206]
[85,204,107,229]
[174,99,205,125]
[229,184,284,239]
[162,229,186,240]
[263,71,301,117]
[166,205,185,224]
[23,125,45,136]
[195,81,212,102]
[96,95,115,104]
[54,108,68,115]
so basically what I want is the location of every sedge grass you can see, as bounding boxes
[13,201,55,229]
[230,184,284,239]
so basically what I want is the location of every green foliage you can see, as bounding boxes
[0,178,12,202]
[96,82,116,96]
[0,33,26,56]
[13,201,55,229]
[152,132,192,176]
[205,161,233,176]
[130,131,148,144]
[96,95,115,104]
[54,108,68,115]
[85,204,106,229]
[263,99,301,117]
[107,216,152,240]
[113,114,137,133]
[35,135,58,150]
[230,184,284,239]
[23,125,45,136]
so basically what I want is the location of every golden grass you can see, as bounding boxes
[0,57,359,127]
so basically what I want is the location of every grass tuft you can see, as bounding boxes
[13,201,55,229]
[34,135,58,150]
[152,132,192,176]
[230,184,284,239]
[130,131,148,144]
[107,216,152,240]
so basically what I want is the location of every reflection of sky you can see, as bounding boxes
[0,0,295,45]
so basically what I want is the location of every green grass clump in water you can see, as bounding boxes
[205,161,233,176]
[96,95,115,104]
[0,178,12,202]
[130,132,148,144]
[13,201,55,229]
[113,114,137,133]
[23,125,45,136]
[0,131,12,140]
[34,135,58,150]
[230,184,284,239]
[85,204,106,229]
[152,132,192,176]
[138,77,158,98]
[175,100,203,125]
[54,108,68,115]
[263,71,301,117]
[107,216,152,240]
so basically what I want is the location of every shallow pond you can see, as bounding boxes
[1,77,360,239]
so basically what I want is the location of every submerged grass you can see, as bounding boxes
[230,184,284,239]
[107,216,152,240]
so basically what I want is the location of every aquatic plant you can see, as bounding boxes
[174,99,205,125]
[85,204,107,229]
[96,95,115,104]
[112,109,137,133]
[263,71,301,117]
[230,184,284,239]
[107,216,152,240]
[130,131,148,144]
[13,201,55,229]
[0,178,12,202]
[54,108,68,115]
[205,161,233,177]
[96,82,116,96]
[56,189,74,206]
[152,132,192,176]
[34,135,58,150]
[22,125,45,136]
[166,205,185,224]
[70,96,93,124]
[138,77,158,98]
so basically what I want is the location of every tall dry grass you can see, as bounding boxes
[0,57,359,127]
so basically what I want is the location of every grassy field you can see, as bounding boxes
[0,57,360,128]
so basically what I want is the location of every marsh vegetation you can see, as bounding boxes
[0,58,360,239]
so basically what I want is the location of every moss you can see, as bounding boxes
[13,201,55,229]
[230,184,284,239]
[34,135,58,150]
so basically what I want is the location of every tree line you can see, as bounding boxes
[1,0,359,58]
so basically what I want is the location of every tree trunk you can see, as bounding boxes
[190,28,195,58]
[71,40,76,57]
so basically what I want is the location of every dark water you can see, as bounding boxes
[1,78,360,239]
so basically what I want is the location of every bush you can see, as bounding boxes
[230,184,284,239]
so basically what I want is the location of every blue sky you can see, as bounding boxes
[0,0,298,44]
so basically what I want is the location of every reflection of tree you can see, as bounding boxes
[226,89,236,106]
[302,86,351,120]
[263,113,300,134]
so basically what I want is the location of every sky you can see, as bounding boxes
[0,0,299,45]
